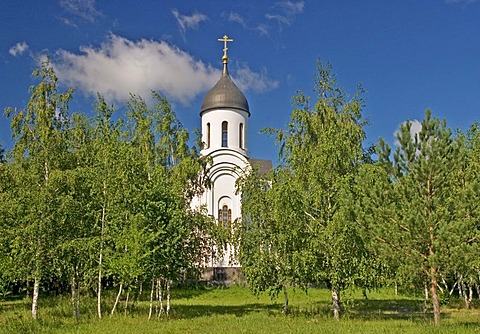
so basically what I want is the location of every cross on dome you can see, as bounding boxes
[218,35,233,63]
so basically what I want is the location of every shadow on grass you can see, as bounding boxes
[3,291,480,330]
[169,302,280,319]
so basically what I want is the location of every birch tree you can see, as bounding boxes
[236,167,308,313]
[4,57,73,319]
[238,60,374,318]
[89,95,124,319]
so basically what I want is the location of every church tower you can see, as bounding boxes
[194,36,251,282]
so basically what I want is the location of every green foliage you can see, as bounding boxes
[237,60,375,317]
[0,59,219,320]
[366,110,480,324]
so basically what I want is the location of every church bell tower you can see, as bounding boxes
[195,35,251,282]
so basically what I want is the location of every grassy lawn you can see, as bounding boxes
[1,286,479,333]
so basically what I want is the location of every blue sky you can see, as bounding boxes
[1,0,480,163]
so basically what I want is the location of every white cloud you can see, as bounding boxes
[394,119,422,146]
[277,0,305,14]
[9,41,29,57]
[53,35,219,104]
[256,24,270,36]
[265,14,291,26]
[228,12,247,28]
[234,64,279,93]
[59,0,101,23]
[266,1,305,26]
[52,35,278,104]
[172,9,208,35]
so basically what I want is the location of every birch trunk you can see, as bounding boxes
[166,280,171,316]
[32,276,40,320]
[459,277,465,298]
[111,281,123,316]
[136,280,143,304]
[97,181,107,319]
[71,274,80,320]
[124,290,130,316]
[331,286,341,320]
[148,278,154,320]
[465,283,473,309]
[157,277,164,317]
[97,249,103,319]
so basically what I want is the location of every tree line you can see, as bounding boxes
[235,60,480,326]
[1,58,479,326]
[0,58,224,320]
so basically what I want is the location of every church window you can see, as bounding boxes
[222,121,228,147]
[219,204,232,229]
[239,123,244,149]
[206,123,211,148]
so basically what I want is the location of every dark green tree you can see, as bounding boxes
[374,110,462,325]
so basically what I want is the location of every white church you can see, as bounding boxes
[191,36,271,284]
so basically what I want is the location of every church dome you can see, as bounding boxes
[200,63,250,115]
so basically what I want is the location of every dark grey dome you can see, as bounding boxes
[200,64,250,115]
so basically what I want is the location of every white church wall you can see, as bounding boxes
[201,108,249,156]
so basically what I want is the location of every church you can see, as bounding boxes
[191,36,271,284]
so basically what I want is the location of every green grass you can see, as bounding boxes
[1,287,479,333]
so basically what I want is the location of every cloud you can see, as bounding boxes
[172,9,208,35]
[59,0,101,23]
[394,119,422,146]
[228,12,247,28]
[53,35,219,104]
[234,64,279,93]
[277,0,305,14]
[266,1,305,26]
[52,35,277,104]
[255,24,270,36]
[9,41,29,57]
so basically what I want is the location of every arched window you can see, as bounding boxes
[218,205,232,229]
[222,121,228,147]
[206,122,211,148]
[239,123,244,149]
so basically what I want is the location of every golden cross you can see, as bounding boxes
[218,35,233,61]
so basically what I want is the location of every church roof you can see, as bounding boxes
[248,159,273,175]
[200,59,250,116]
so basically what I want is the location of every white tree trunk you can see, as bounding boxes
[97,183,107,320]
[157,277,164,317]
[331,286,341,320]
[423,280,429,313]
[124,290,130,316]
[465,283,473,309]
[71,274,80,320]
[166,280,171,316]
[136,280,143,304]
[97,249,103,319]
[111,281,123,316]
[148,278,155,320]
[32,276,40,320]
